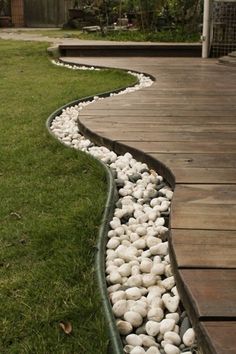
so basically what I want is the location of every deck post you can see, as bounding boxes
[202,0,211,58]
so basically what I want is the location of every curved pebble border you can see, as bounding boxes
[50,61,198,354]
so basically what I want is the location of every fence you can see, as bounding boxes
[10,0,74,27]
[211,0,236,57]
[24,0,73,27]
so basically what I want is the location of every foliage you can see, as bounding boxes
[0,0,10,16]
[166,0,203,31]
[68,0,203,33]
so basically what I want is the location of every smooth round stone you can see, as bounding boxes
[125,287,142,301]
[183,328,195,347]
[136,226,147,236]
[109,271,122,284]
[146,347,161,354]
[130,346,146,354]
[107,237,120,249]
[115,178,125,188]
[166,313,180,324]
[140,258,153,273]
[162,294,180,313]
[142,273,157,287]
[161,276,175,290]
[116,320,133,335]
[135,324,146,335]
[164,331,181,346]
[130,303,147,318]
[129,173,142,183]
[124,311,143,327]
[139,334,157,348]
[145,320,161,336]
[146,236,162,248]
[111,290,126,304]
[147,308,164,322]
[151,263,165,275]
[124,345,134,353]
[127,275,143,287]
[112,299,127,317]
[180,317,191,339]
[119,263,132,277]
[150,242,168,256]
[126,334,143,346]
[164,343,180,354]
[160,319,176,334]
[131,265,141,275]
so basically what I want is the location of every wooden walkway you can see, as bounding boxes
[62,56,236,354]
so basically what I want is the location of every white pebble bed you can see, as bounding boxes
[50,61,198,354]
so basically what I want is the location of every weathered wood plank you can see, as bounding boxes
[179,269,236,318]
[170,229,236,268]
[91,124,236,133]
[119,141,236,153]
[173,184,236,204]
[171,185,236,229]
[94,131,236,143]
[150,153,236,168]
[199,322,236,354]
[171,168,236,184]
[171,204,236,230]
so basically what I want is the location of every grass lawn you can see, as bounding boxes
[0,40,136,353]
[12,28,201,43]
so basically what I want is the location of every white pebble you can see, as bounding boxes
[140,258,153,273]
[146,347,161,354]
[150,242,168,256]
[112,299,127,317]
[164,331,181,346]
[164,343,180,354]
[147,308,164,322]
[136,226,147,236]
[111,290,126,304]
[183,328,195,347]
[166,313,180,324]
[126,334,143,346]
[119,263,132,277]
[145,321,161,336]
[116,320,133,335]
[125,287,142,301]
[161,276,175,290]
[130,347,145,354]
[160,319,176,334]
[124,345,135,353]
[109,271,122,284]
[151,263,165,275]
[124,311,143,327]
[162,294,180,313]
[142,274,157,287]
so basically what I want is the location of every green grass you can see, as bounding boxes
[13,28,201,43]
[0,40,136,354]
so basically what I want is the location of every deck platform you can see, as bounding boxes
[61,56,236,354]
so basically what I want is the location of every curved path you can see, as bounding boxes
[62,56,236,354]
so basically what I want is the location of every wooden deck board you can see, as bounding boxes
[170,229,236,268]
[199,322,236,354]
[62,56,236,354]
[178,269,236,318]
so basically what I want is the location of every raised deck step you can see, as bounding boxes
[59,43,202,57]
[219,52,236,66]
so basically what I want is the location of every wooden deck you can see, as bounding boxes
[61,56,236,354]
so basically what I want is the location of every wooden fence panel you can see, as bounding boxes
[24,0,73,27]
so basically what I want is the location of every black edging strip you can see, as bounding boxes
[45,63,175,354]
[45,77,145,354]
